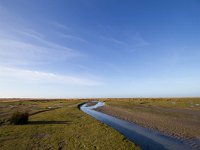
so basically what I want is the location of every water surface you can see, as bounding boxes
[81,101,199,150]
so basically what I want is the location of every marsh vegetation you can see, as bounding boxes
[0,99,139,150]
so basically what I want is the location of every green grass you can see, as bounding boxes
[0,100,139,150]
[103,98,200,110]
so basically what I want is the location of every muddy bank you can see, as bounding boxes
[95,105,200,149]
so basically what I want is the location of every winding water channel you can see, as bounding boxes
[81,101,199,150]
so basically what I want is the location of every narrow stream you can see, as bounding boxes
[81,101,199,150]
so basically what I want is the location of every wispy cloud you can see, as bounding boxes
[101,33,149,48]
[100,26,149,51]
[55,32,87,43]
[14,29,45,39]
[52,21,70,30]
[101,36,126,45]
[132,33,149,47]
[0,67,102,86]
[13,29,80,51]
[0,29,82,66]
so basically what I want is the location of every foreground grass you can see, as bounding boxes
[0,100,139,150]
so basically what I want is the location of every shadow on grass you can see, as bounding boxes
[28,121,70,125]
[30,108,60,116]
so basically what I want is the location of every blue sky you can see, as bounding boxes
[0,0,200,98]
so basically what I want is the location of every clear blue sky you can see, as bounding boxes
[0,0,200,98]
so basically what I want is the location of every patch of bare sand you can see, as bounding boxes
[95,105,200,148]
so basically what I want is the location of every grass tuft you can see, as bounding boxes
[10,111,29,125]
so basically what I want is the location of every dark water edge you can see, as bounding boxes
[81,101,200,150]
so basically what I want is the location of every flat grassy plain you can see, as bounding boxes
[0,99,139,150]
[96,98,200,148]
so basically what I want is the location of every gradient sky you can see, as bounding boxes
[0,0,200,98]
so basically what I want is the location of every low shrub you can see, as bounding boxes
[10,111,29,125]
